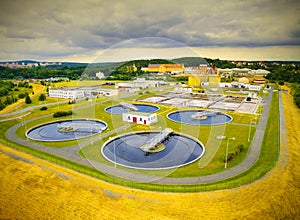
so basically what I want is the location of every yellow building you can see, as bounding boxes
[147,64,184,73]
[188,74,221,87]
[238,77,250,84]
[188,64,220,87]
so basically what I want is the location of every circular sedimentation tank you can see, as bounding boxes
[167,110,232,125]
[101,131,205,170]
[26,119,107,142]
[105,104,159,115]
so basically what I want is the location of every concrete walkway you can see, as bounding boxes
[0,101,68,117]
[5,89,275,184]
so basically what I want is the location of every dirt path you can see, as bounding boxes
[0,92,299,219]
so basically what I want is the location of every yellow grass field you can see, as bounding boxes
[0,92,299,219]
[0,83,44,114]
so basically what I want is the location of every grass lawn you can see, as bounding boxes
[8,85,258,178]
[78,101,255,177]
[0,79,280,192]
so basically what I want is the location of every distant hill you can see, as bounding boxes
[116,59,174,71]
[104,59,174,80]
[172,57,209,66]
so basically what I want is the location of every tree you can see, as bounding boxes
[38,93,46,101]
[80,73,89,80]
[25,94,32,104]
[0,100,5,110]
[18,93,26,99]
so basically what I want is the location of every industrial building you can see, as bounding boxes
[115,78,166,91]
[48,86,118,99]
[122,112,157,125]
[48,87,84,99]
[188,74,221,87]
[144,64,184,74]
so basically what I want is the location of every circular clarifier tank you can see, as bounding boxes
[26,119,107,142]
[101,131,205,170]
[167,110,232,125]
[105,104,159,115]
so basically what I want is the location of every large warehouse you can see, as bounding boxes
[145,64,185,74]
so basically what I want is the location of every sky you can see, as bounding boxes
[0,0,299,62]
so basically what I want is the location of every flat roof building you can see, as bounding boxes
[49,88,84,99]
[122,112,157,125]
[145,64,184,74]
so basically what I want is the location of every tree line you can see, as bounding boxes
[0,65,86,80]
[264,65,300,108]
[106,59,174,80]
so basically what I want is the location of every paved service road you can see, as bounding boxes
[5,89,277,184]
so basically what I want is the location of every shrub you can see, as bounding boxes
[68,100,76,104]
[238,144,244,153]
[18,93,26,99]
[53,110,72,118]
[225,144,245,163]
[25,94,32,104]
[38,94,46,101]
[40,106,48,111]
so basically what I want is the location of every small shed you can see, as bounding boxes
[122,112,157,125]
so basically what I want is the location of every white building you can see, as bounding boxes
[248,84,262,91]
[98,89,118,96]
[122,112,157,125]
[96,71,105,79]
[228,82,262,91]
[49,88,84,99]
[174,87,192,93]
[251,69,270,76]
[82,87,118,96]
[49,86,118,99]
[115,78,166,91]
[219,82,232,88]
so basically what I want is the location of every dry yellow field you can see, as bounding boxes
[0,83,44,114]
[0,92,299,219]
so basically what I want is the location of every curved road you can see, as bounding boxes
[5,89,278,184]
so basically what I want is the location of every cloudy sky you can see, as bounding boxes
[0,0,299,62]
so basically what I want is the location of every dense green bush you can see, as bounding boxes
[25,94,32,104]
[38,93,46,101]
[53,110,72,117]
[40,106,48,111]
[18,93,26,99]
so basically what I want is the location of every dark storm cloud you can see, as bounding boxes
[0,0,299,60]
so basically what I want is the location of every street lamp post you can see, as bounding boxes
[109,137,116,167]
[225,137,235,169]
[20,117,28,141]
[114,141,116,168]
[248,118,257,142]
